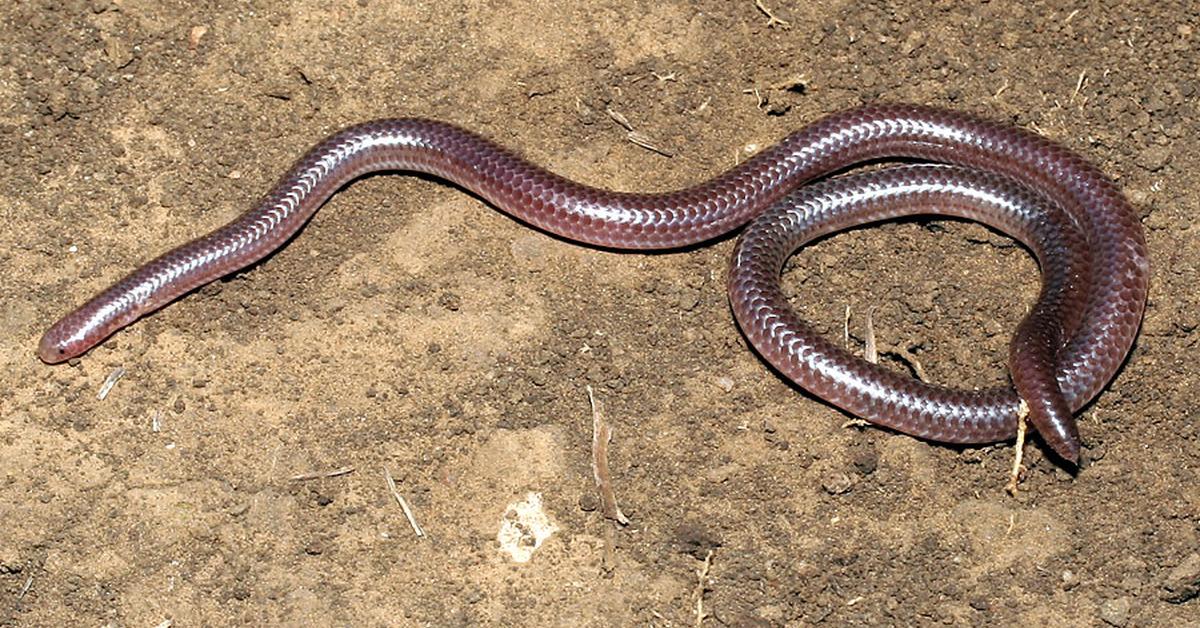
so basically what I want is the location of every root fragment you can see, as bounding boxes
[1005,401,1030,496]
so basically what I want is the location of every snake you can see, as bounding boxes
[38,104,1150,463]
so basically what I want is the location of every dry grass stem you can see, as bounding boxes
[588,385,630,526]
[290,466,355,481]
[384,467,426,538]
[605,107,674,157]
[97,366,126,400]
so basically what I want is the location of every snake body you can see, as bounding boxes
[39,104,1150,463]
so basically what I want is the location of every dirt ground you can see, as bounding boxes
[2,0,1198,626]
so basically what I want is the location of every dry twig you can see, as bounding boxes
[97,366,126,400]
[847,305,929,381]
[754,0,791,29]
[1005,401,1030,496]
[605,107,674,157]
[864,307,878,364]
[694,549,714,626]
[290,466,355,481]
[589,385,629,525]
[384,467,426,538]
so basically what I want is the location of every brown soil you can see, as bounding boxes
[3,1,1198,626]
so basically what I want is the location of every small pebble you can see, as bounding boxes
[1098,596,1131,627]
[1135,145,1172,172]
[1161,552,1200,603]
[821,472,854,495]
[676,288,701,311]
[438,292,461,311]
[1061,569,1080,591]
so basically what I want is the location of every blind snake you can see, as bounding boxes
[38,104,1150,464]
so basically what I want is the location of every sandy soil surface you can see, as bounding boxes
[2,1,1198,625]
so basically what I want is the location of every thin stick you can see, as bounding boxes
[843,304,851,348]
[589,385,630,525]
[694,549,714,627]
[754,0,791,29]
[290,466,355,481]
[993,78,1010,99]
[1005,401,1030,495]
[864,307,878,364]
[626,131,674,158]
[605,107,674,157]
[384,467,425,538]
[97,366,126,400]
[606,107,633,131]
[850,306,926,378]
